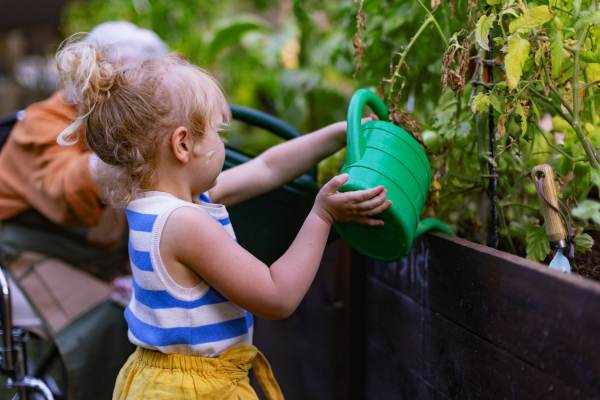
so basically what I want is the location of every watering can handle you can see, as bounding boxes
[346,89,390,166]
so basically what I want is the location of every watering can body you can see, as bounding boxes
[334,89,452,262]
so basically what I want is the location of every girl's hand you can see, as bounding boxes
[311,173,392,226]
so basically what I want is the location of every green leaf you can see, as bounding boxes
[509,5,556,34]
[588,64,600,85]
[534,47,544,66]
[572,199,600,224]
[457,122,471,136]
[476,15,495,51]
[501,8,519,18]
[293,0,310,22]
[526,224,551,262]
[509,216,536,240]
[592,170,600,189]
[515,102,527,135]
[575,233,594,253]
[548,29,564,77]
[504,35,531,90]
[488,94,503,112]
[433,110,454,128]
[493,82,508,91]
[531,101,541,121]
[471,93,503,114]
[207,17,268,61]
[471,92,490,114]
[494,37,506,45]
[562,28,576,39]
[487,0,502,5]
[573,0,582,22]
[580,51,600,64]
[574,10,600,29]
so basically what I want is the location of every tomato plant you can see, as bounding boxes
[62,0,600,264]
[335,0,600,262]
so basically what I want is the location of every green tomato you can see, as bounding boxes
[422,130,443,154]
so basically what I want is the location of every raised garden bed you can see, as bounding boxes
[253,234,600,399]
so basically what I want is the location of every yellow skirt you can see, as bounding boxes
[113,345,284,400]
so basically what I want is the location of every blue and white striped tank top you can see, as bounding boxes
[124,191,253,357]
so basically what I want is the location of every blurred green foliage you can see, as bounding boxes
[63,0,600,261]
[62,0,462,155]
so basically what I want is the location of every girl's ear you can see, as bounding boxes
[171,126,192,164]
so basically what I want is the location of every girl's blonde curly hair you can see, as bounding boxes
[56,35,228,207]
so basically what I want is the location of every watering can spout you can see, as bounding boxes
[415,218,454,238]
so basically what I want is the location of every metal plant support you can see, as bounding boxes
[487,12,498,249]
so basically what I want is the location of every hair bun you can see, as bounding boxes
[56,35,116,145]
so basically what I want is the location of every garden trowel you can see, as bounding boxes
[532,164,572,274]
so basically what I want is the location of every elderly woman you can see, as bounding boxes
[0,22,168,278]
[0,22,168,400]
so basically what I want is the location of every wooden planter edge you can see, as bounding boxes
[363,232,600,400]
[433,233,600,294]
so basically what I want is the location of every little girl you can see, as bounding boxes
[56,38,391,400]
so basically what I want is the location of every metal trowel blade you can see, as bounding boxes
[549,248,570,274]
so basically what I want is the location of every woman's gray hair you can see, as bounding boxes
[83,21,168,65]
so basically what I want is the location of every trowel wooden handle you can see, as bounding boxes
[532,164,566,243]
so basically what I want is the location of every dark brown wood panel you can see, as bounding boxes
[366,276,589,400]
[252,241,336,400]
[367,234,600,399]
[332,242,367,400]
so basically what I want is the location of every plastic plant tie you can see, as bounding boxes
[537,175,576,259]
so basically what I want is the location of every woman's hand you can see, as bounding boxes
[311,173,392,226]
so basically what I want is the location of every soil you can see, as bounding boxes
[540,229,600,282]
[457,216,600,283]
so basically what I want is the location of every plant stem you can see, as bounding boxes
[536,124,589,163]
[552,6,572,15]
[528,87,573,124]
[534,34,575,116]
[583,69,598,128]
[438,185,479,199]
[455,95,462,122]
[578,80,600,90]
[532,36,575,52]
[430,164,481,183]
[388,16,433,103]
[356,0,365,29]
[571,24,600,168]
[499,202,541,212]
[415,0,448,46]
[498,206,517,254]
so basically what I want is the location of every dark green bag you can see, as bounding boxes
[226,105,319,265]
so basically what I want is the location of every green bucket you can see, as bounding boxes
[334,89,452,262]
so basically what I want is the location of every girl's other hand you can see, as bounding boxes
[311,174,392,226]
[358,113,378,126]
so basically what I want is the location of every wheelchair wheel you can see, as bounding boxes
[24,333,69,400]
[0,330,69,400]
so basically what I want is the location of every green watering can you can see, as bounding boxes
[334,89,453,262]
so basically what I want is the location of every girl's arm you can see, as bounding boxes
[209,119,368,207]
[161,174,391,320]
